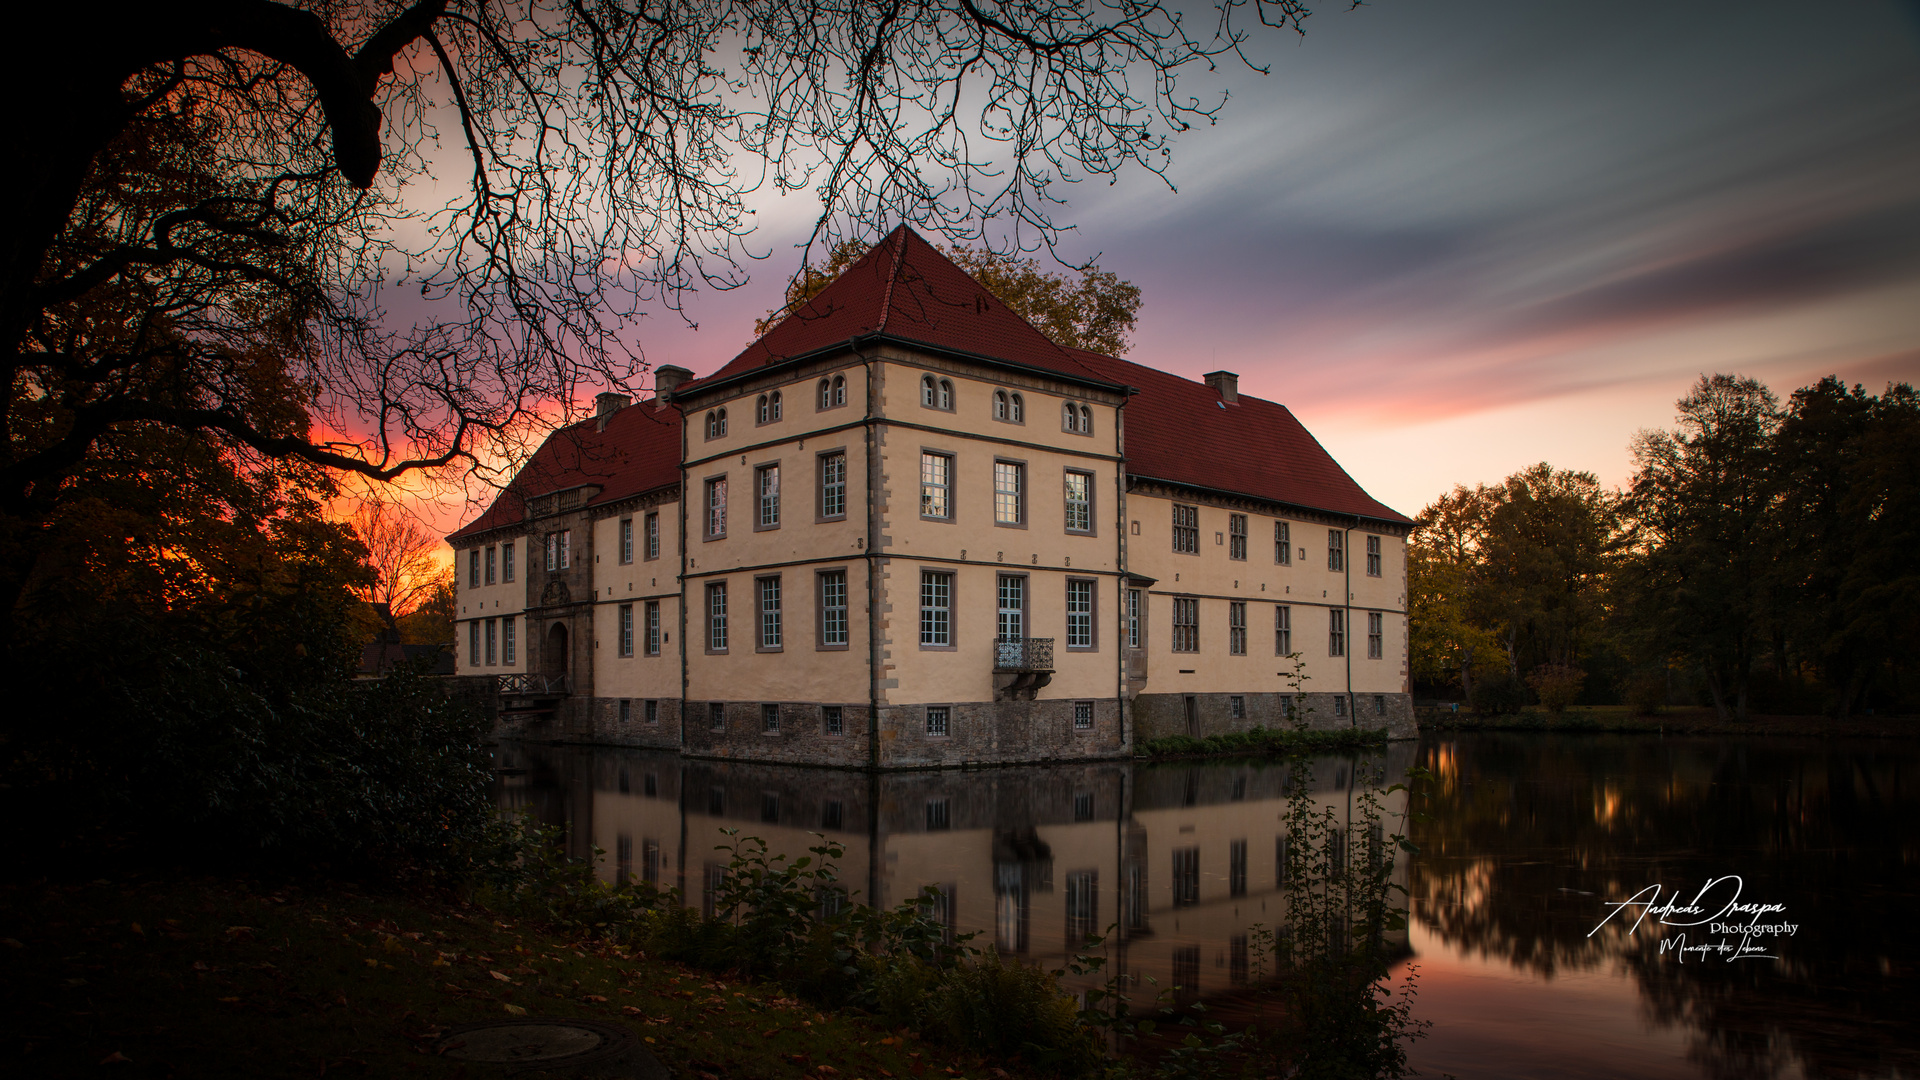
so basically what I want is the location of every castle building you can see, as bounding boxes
[448,227,1416,767]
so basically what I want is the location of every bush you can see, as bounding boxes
[1525,664,1586,714]
[1469,673,1526,714]
[924,950,1101,1075]
[1623,670,1669,715]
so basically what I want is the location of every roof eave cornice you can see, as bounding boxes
[676,331,1130,404]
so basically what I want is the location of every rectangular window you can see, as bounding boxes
[997,574,1025,641]
[1330,608,1346,657]
[762,703,780,733]
[485,545,496,585]
[503,616,516,665]
[485,618,497,665]
[823,705,844,736]
[619,699,631,725]
[925,799,950,829]
[1335,696,1348,719]
[1368,611,1384,659]
[993,461,1025,525]
[706,477,728,538]
[1275,521,1290,565]
[1066,579,1095,649]
[1229,601,1247,655]
[620,518,634,563]
[819,451,847,520]
[645,699,659,724]
[1230,695,1245,719]
[1275,605,1292,655]
[758,576,782,649]
[1375,694,1387,715]
[1172,503,1199,553]
[1073,701,1093,730]
[468,549,480,587]
[1172,847,1200,907]
[920,452,952,520]
[1126,588,1142,649]
[1328,529,1344,572]
[818,570,848,648]
[926,706,951,737]
[1074,792,1095,821]
[920,571,953,646]
[707,582,729,651]
[545,533,557,571]
[559,530,571,569]
[1063,470,1093,533]
[1229,839,1248,897]
[1366,534,1382,577]
[644,512,660,560]
[1229,514,1247,560]
[618,604,634,657]
[1066,870,1098,942]
[1171,597,1199,653]
[756,464,780,529]
[709,702,726,730]
[500,542,514,583]
[645,601,661,656]
[1231,934,1249,986]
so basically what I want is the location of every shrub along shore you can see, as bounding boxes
[1136,725,1392,760]
[1416,704,1920,738]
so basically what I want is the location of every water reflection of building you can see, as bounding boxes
[499,743,1414,1006]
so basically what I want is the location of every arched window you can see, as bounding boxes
[1079,405,1093,434]
[769,389,782,421]
[819,378,833,409]
[1063,402,1076,431]
[832,374,846,406]
[756,394,770,424]
[1009,393,1023,422]
[707,408,728,439]
[994,390,1008,420]
[922,375,937,407]
[938,379,953,410]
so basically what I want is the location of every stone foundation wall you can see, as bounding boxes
[682,701,876,768]
[876,697,1125,768]
[1132,691,1417,742]
[579,696,684,749]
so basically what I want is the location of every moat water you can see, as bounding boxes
[493,732,1918,1079]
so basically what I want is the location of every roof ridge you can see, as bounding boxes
[873,224,910,337]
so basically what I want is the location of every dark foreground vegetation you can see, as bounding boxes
[1138,726,1391,760]
[1413,374,1920,723]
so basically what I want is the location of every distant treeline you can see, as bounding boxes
[1411,374,1920,720]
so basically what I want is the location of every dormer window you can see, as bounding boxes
[706,407,728,439]
[756,390,782,424]
[921,375,952,411]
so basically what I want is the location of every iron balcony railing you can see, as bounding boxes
[498,672,569,695]
[993,637,1054,673]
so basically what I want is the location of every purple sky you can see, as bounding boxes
[593,0,1920,519]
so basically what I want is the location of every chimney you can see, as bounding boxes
[1203,370,1239,405]
[594,392,631,430]
[653,365,693,406]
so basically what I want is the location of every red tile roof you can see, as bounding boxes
[689,225,1119,391]
[446,401,683,542]
[1067,348,1413,526]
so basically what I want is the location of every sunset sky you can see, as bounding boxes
[449,0,1920,527]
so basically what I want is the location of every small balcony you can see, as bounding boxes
[499,672,570,696]
[994,637,1054,673]
[993,637,1054,701]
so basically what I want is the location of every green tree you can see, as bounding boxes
[756,240,1142,355]
[1408,487,1502,701]
[1624,375,1781,721]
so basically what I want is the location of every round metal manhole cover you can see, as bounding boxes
[436,1018,636,1070]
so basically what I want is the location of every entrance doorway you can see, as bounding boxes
[544,622,569,681]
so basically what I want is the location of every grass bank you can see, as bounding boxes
[1136,725,1391,760]
[1418,704,1920,738]
[0,872,1047,1080]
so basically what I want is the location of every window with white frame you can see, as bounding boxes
[993,461,1024,525]
[818,375,847,410]
[1172,504,1199,553]
[1229,514,1247,560]
[644,512,659,559]
[468,549,480,587]
[544,533,557,571]
[503,616,516,664]
[1061,401,1076,431]
[819,570,848,647]
[920,571,952,646]
[1066,579,1094,648]
[1064,470,1093,533]
[1127,588,1142,648]
[1171,597,1199,652]
[1275,521,1290,565]
[485,545,496,584]
[1368,611,1384,658]
[1073,701,1094,730]
[705,477,727,538]
[1366,534,1382,577]
[756,390,782,424]
[645,601,661,656]
[468,620,480,665]
[820,452,846,519]
[758,576,782,649]
[920,452,952,520]
[1329,608,1346,657]
[485,618,497,665]
[921,375,952,410]
[1009,393,1023,422]
[618,604,634,656]
[1328,529,1344,572]
[1275,605,1292,655]
[763,703,780,733]
[620,518,634,563]
[997,574,1025,640]
[994,390,1009,420]
[1230,695,1245,719]
[926,706,951,737]
[707,582,729,651]
[1229,601,1247,655]
[756,464,780,528]
[705,408,727,439]
[645,700,659,725]
[503,542,515,582]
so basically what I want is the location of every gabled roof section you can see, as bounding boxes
[692,225,1117,391]
[447,402,683,543]
[1065,348,1414,527]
